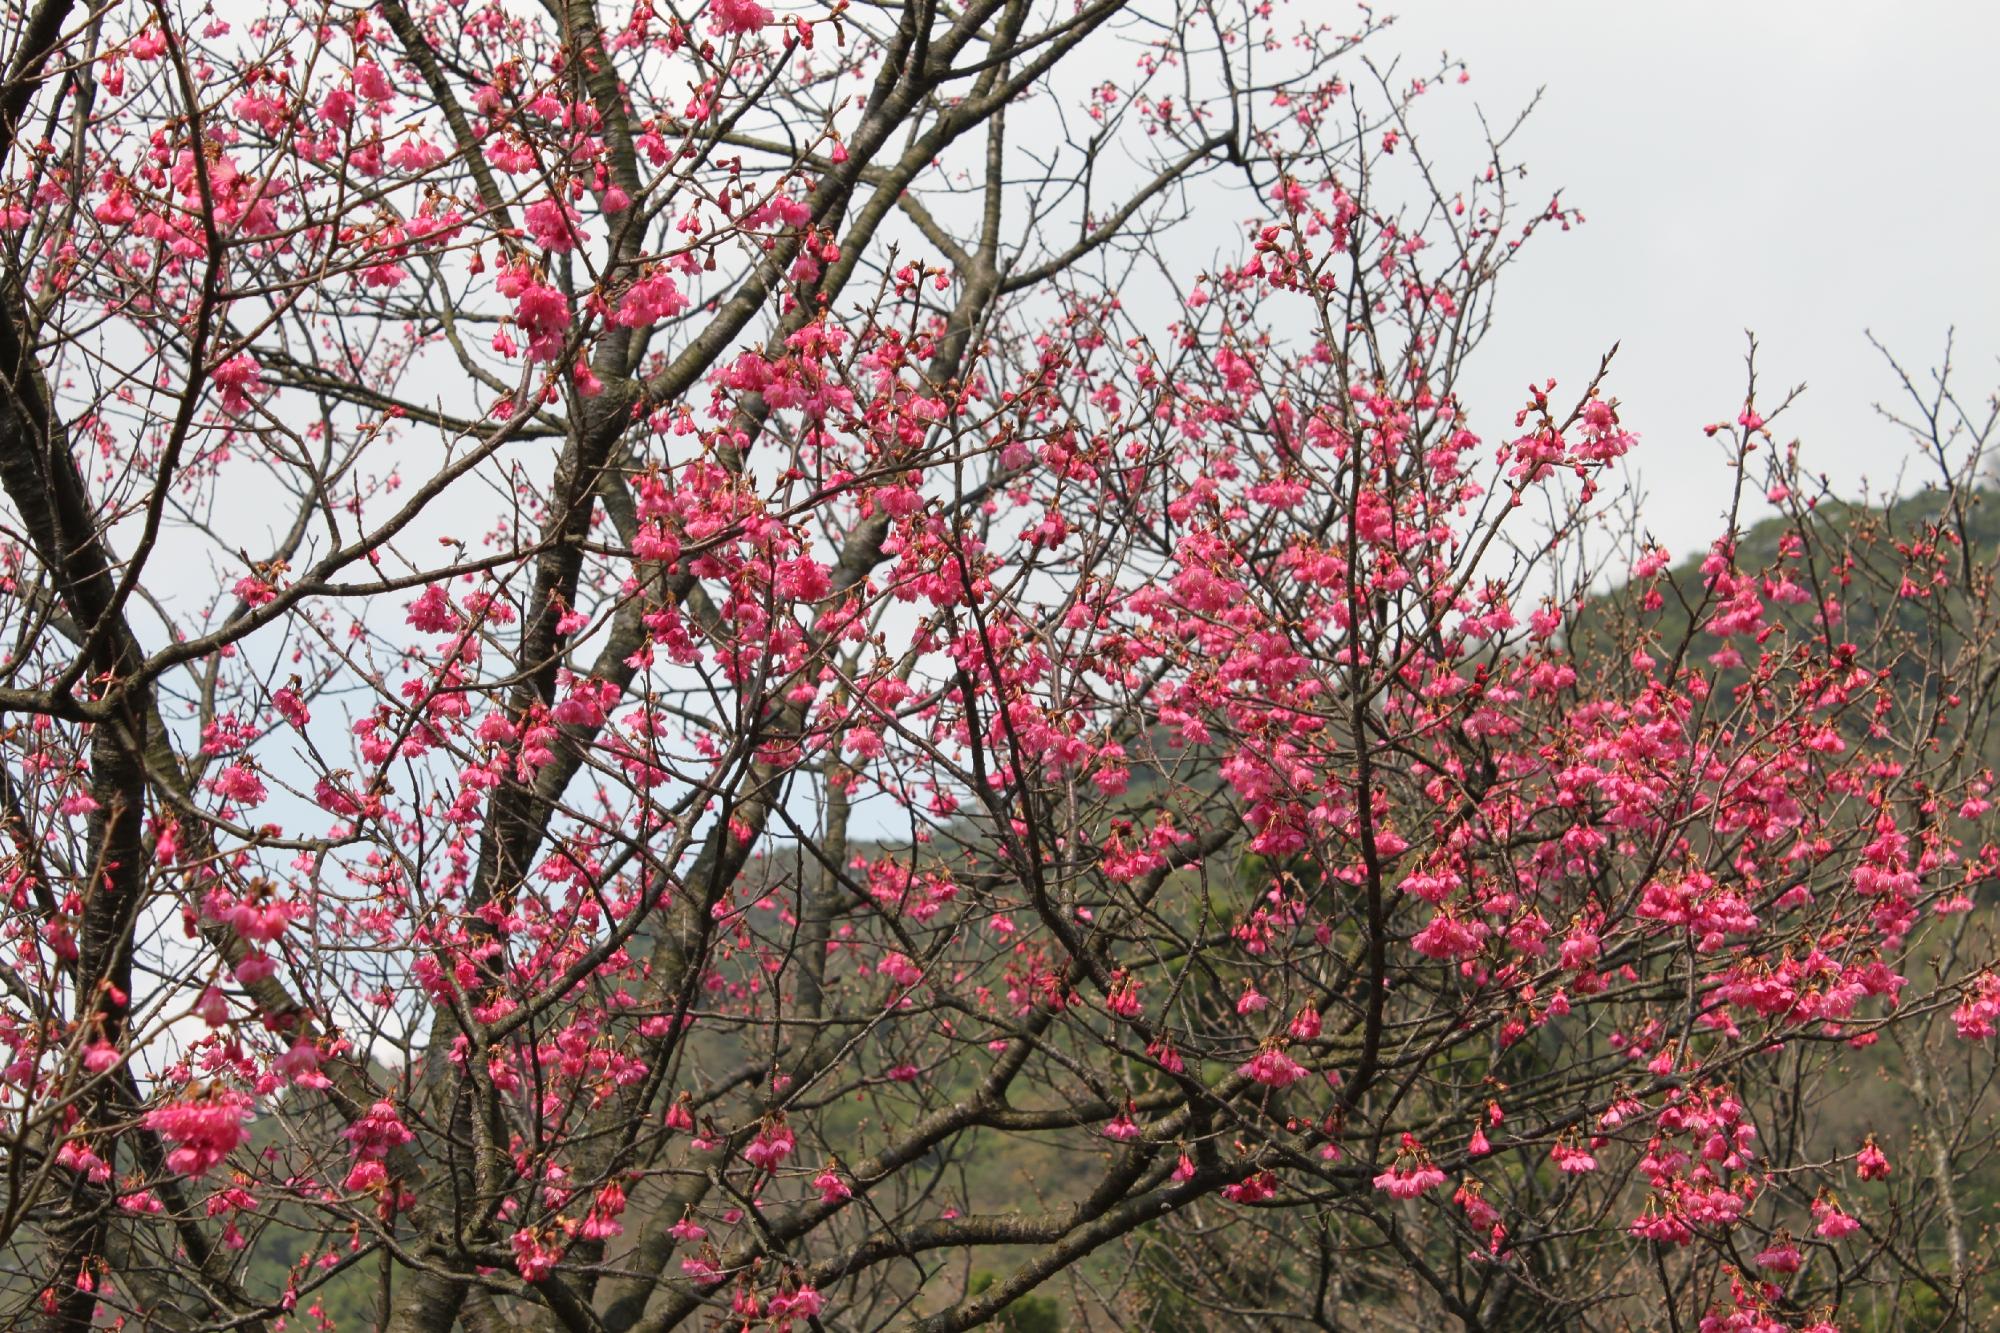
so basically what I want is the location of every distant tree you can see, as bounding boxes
[0,1,1995,1331]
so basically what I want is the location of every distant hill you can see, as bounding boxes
[1570,484,2000,710]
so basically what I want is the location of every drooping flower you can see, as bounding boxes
[210,353,263,415]
[708,0,772,35]
[743,1119,796,1170]
[1855,1135,1891,1181]
[813,1165,852,1204]
[144,1090,254,1176]
[512,1228,561,1282]
[1813,1194,1860,1239]
[1237,1047,1307,1089]
[1550,1140,1598,1174]
[495,259,572,361]
[1373,1133,1446,1199]
[1755,1235,1803,1274]
[1102,1109,1141,1141]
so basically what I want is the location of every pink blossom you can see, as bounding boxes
[1221,1171,1277,1203]
[1550,1141,1597,1174]
[523,196,586,252]
[144,1090,254,1176]
[1754,1238,1802,1274]
[1856,1136,1891,1181]
[1411,912,1487,961]
[1102,1110,1141,1141]
[388,137,446,173]
[813,1166,852,1203]
[233,952,278,986]
[708,0,771,35]
[769,1284,824,1326]
[1373,1161,1447,1199]
[512,1228,561,1282]
[211,354,263,416]
[615,272,690,328]
[1813,1194,1860,1239]
[208,763,267,806]
[744,1120,796,1170]
[273,1040,329,1089]
[195,985,230,1028]
[1237,1047,1307,1089]
[406,585,460,633]
[496,260,572,361]
[352,61,395,103]
[344,1100,415,1167]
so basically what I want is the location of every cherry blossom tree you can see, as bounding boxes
[0,0,1995,1329]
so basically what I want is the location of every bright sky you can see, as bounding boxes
[1377,0,2000,557]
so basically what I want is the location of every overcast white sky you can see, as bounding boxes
[1374,0,2000,557]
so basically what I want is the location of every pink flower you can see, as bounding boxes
[233,952,277,986]
[523,196,586,253]
[389,137,445,173]
[1629,1208,1693,1245]
[1220,1171,1277,1203]
[344,1100,415,1163]
[1558,925,1600,969]
[770,1284,824,1323]
[210,353,263,416]
[195,985,230,1028]
[814,1167,852,1204]
[1411,912,1488,961]
[1856,1136,1891,1181]
[345,1159,388,1192]
[708,0,771,35]
[406,584,460,633]
[57,1137,111,1181]
[1755,1239,1802,1274]
[1814,1196,1860,1239]
[495,260,572,361]
[232,573,278,606]
[352,61,395,103]
[1550,1141,1597,1174]
[877,951,923,988]
[271,685,309,728]
[1373,1133,1446,1198]
[208,763,267,806]
[743,1120,796,1170]
[1373,1162,1447,1199]
[319,86,355,129]
[144,1090,254,1176]
[1236,1048,1306,1089]
[512,1228,561,1282]
[216,891,302,944]
[582,1181,627,1239]
[273,1040,329,1089]
[615,272,690,328]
